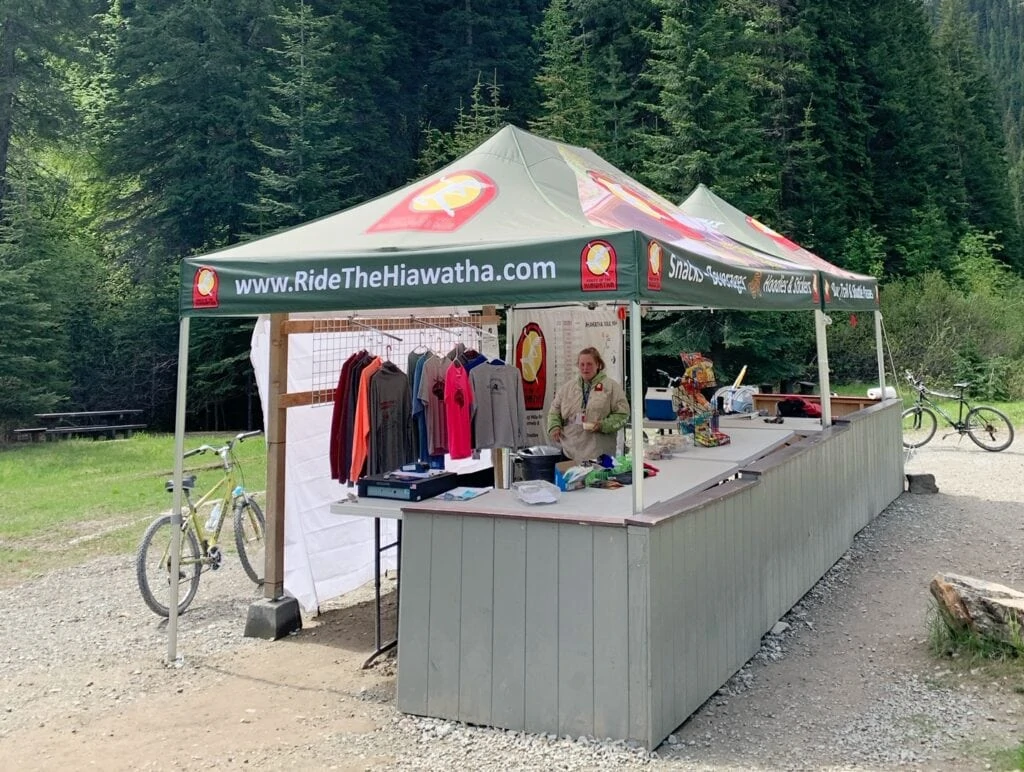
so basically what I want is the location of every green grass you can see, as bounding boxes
[989,743,1024,772]
[926,602,1024,769]
[0,431,266,585]
[927,600,1024,661]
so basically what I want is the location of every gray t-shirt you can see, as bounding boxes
[417,355,450,456]
[470,363,527,449]
[368,363,415,475]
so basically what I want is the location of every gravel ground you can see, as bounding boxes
[2,439,1024,771]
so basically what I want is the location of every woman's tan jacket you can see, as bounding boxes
[547,371,629,462]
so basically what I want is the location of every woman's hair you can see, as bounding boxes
[577,346,605,372]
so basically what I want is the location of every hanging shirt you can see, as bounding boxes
[418,355,450,456]
[349,356,382,482]
[329,351,364,481]
[368,363,416,475]
[340,352,373,484]
[407,349,425,456]
[444,363,474,460]
[410,352,430,461]
[470,362,527,450]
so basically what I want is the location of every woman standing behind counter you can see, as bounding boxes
[547,347,629,462]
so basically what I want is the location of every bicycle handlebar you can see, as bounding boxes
[903,371,967,400]
[904,370,925,391]
[182,429,265,459]
[656,368,682,386]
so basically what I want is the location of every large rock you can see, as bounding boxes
[906,473,939,493]
[929,573,1024,645]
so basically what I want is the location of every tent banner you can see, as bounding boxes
[639,238,822,310]
[181,233,639,317]
[506,305,624,447]
[821,275,880,311]
[678,184,880,311]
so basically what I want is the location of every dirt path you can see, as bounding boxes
[2,440,1023,771]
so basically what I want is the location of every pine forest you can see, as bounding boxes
[2,0,1024,433]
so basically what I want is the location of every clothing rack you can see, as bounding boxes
[349,318,404,342]
[448,314,499,339]
[278,311,501,408]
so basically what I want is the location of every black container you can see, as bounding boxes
[518,448,565,483]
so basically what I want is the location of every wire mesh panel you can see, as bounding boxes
[296,314,500,408]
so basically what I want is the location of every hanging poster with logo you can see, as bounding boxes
[506,305,623,446]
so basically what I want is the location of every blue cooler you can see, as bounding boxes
[644,387,675,420]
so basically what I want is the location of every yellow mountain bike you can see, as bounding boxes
[136,430,266,617]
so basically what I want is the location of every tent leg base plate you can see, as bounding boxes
[244,597,302,640]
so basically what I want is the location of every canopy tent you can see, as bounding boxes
[678,184,878,311]
[167,125,888,659]
[179,125,878,316]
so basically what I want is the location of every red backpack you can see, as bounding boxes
[776,397,822,418]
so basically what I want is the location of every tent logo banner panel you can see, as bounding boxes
[643,239,819,309]
[192,267,220,308]
[581,240,618,291]
[367,171,497,233]
[180,233,639,316]
[826,277,880,308]
[647,241,663,291]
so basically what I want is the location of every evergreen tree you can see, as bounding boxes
[100,0,277,259]
[934,0,1022,270]
[417,75,508,175]
[530,0,603,148]
[574,0,660,172]
[859,0,960,276]
[247,0,352,234]
[641,0,780,205]
[0,0,97,218]
[402,0,545,137]
[0,211,66,426]
[320,0,408,200]
[784,0,875,261]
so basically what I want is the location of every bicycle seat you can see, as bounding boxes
[953,382,970,389]
[164,475,197,492]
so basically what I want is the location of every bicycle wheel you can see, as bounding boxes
[901,405,937,448]
[234,497,266,585]
[136,515,202,617]
[965,406,1015,452]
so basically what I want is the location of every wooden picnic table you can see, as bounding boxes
[22,409,147,441]
[35,409,144,426]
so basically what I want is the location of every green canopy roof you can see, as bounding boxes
[678,184,878,311]
[181,126,878,316]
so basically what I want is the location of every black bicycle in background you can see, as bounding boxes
[901,371,1014,451]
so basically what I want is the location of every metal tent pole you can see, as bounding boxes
[874,310,886,395]
[630,301,644,515]
[814,309,833,427]
[168,316,190,664]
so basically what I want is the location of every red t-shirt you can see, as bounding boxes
[444,364,474,460]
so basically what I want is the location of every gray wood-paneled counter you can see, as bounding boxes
[354,402,903,749]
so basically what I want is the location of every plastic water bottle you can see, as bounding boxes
[205,501,223,532]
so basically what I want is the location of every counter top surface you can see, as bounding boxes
[329,425,801,525]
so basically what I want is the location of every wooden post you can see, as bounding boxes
[265,313,288,600]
